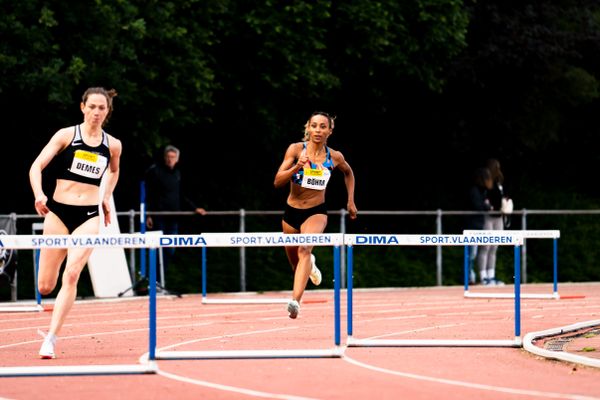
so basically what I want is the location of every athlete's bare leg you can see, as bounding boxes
[45,217,99,336]
[282,214,327,302]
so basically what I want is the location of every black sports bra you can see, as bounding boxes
[57,125,111,186]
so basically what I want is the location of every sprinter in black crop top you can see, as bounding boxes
[29,87,122,360]
[57,124,112,186]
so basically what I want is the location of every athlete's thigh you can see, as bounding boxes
[38,212,68,282]
[72,215,100,235]
[282,221,300,265]
[67,216,100,268]
[300,213,328,234]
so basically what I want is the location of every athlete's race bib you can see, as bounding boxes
[69,150,108,179]
[301,167,331,190]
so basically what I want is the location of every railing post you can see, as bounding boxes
[128,209,136,280]
[239,208,246,292]
[9,213,17,302]
[436,209,442,286]
[340,209,347,289]
[521,208,527,283]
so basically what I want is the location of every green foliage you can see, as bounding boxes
[1,0,226,152]
[2,0,600,297]
[337,0,468,92]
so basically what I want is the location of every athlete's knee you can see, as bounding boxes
[297,246,312,258]
[37,280,56,295]
[62,266,83,287]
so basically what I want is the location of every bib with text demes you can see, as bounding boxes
[70,150,107,179]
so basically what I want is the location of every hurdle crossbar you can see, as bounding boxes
[346,338,522,347]
[0,362,158,377]
[201,298,289,304]
[156,347,345,360]
[463,230,560,299]
[0,305,43,313]
[344,233,524,348]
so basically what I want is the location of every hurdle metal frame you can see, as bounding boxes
[0,233,163,377]
[152,232,345,360]
[0,223,44,313]
[345,233,524,348]
[463,230,561,299]
[200,246,290,305]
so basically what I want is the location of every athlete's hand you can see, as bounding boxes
[102,199,111,226]
[348,202,358,220]
[296,153,309,169]
[34,194,49,216]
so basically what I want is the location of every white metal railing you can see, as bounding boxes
[4,209,600,293]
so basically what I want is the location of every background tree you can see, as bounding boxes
[1,0,600,295]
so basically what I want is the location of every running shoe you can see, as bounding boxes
[309,254,322,286]
[287,299,300,319]
[39,332,56,359]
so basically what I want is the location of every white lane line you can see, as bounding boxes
[342,355,600,400]
[0,304,302,334]
[364,322,470,340]
[141,326,313,399]
[0,321,213,349]
[157,369,317,400]
[156,326,299,351]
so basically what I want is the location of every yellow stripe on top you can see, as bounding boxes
[304,168,324,176]
[74,150,99,162]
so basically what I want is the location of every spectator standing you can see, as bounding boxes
[144,145,206,269]
[478,158,507,285]
[465,167,493,284]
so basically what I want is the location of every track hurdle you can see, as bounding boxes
[154,232,345,359]
[345,233,524,348]
[0,233,159,377]
[0,223,44,313]
[463,230,561,299]
[200,246,289,305]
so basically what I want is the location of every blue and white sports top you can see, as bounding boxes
[291,143,334,191]
[57,125,111,186]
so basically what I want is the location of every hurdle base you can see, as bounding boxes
[0,362,158,377]
[0,304,44,313]
[346,337,522,348]
[201,297,289,305]
[156,347,345,359]
[464,291,559,300]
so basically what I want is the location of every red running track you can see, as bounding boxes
[0,282,599,400]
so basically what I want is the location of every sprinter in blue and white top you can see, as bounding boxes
[29,87,122,360]
[290,142,334,190]
[274,111,357,319]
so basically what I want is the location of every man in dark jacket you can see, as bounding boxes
[144,145,206,268]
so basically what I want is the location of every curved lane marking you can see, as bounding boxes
[157,369,317,400]
[342,355,600,400]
